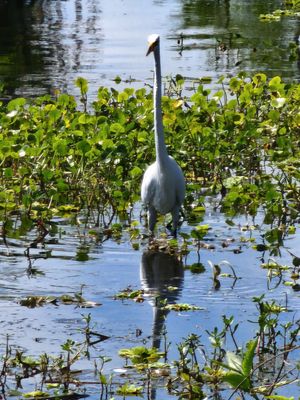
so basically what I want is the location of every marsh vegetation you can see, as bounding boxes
[0,72,299,399]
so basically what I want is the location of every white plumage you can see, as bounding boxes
[141,34,185,236]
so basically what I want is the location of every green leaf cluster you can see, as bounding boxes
[0,73,299,229]
[221,339,257,391]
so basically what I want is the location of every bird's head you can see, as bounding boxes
[146,34,160,56]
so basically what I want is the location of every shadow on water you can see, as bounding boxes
[140,250,184,349]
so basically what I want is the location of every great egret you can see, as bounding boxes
[141,34,185,236]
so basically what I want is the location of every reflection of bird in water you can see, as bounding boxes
[141,34,185,237]
[140,250,184,349]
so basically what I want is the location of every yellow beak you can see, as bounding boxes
[146,43,155,56]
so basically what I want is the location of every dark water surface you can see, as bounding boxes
[0,0,300,100]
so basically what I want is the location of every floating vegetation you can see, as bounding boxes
[118,346,164,367]
[162,303,202,311]
[20,293,101,308]
[184,262,206,274]
[114,287,144,302]
[259,0,300,22]
[116,383,143,395]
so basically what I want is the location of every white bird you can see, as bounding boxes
[141,34,185,236]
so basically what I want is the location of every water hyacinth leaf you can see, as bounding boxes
[7,97,26,111]
[112,190,123,198]
[76,140,91,154]
[116,384,143,395]
[48,108,62,123]
[229,77,241,92]
[117,91,129,102]
[288,226,296,234]
[186,263,206,273]
[268,76,285,92]
[163,303,202,311]
[118,346,163,365]
[130,166,143,178]
[20,296,58,308]
[137,131,148,142]
[192,205,205,213]
[57,93,73,107]
[46,384,61,389]
[114,75,122,84]
[56,178,69,192]
[115,288,144,300]
[268,109,280,122]
[75,77,88,94]
[100,138,114,150]
[110,122,125,134]
[78,114,92,124]
[23,390,49,398]
[53,139,68,156]
[253,73,267,85]
[4,167,13,178]
[191,224,210,240]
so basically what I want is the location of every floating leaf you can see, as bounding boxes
[116,384,143,395]
[163,303,202,311]
[118,346,163,365]
[186,263,206,273]
[23,390,49,398]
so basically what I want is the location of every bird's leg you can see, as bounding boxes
[148,206,157,235]
[171,206,180,238]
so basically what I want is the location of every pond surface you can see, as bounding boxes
[0,202,299,399]
[0,0,300,100]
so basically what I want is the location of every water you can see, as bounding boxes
[0,0,299,100]
[0,205,299,398]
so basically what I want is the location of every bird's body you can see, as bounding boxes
[141,157,185,226]
[141,34,185,235]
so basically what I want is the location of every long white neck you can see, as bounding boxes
[153,43,168,165]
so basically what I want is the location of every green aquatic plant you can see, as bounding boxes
[115,287,144,302]
[116,383,143,395]
[221,339,258,392]
[0,73,299,232]
[185,262,206,274]
[169,304,300,398]
[260,0,300,21]
[118,346,164,367]
[19,293,101,308]
[162,303,202,311]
